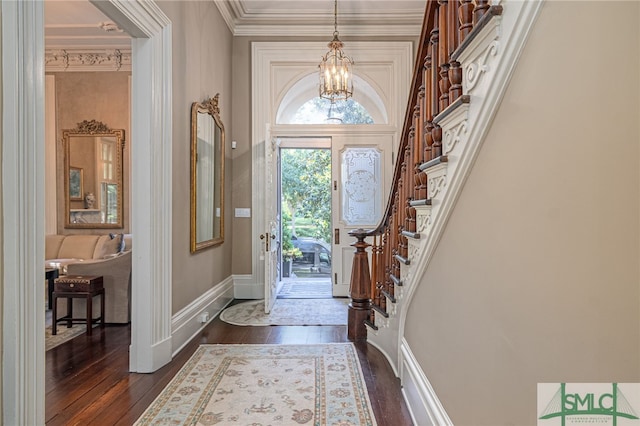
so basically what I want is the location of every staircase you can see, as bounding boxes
[346,0,544,423]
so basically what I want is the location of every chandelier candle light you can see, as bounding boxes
[319,0,354,102]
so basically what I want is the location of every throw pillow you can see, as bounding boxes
[117,233,126,253]
[100,234,121,258]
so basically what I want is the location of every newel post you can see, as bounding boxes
[347,229,372,341]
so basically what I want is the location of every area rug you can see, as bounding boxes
[45,324,89,351]
[278,278,332,299]
[134,343,377,425]
[220,298,349,326]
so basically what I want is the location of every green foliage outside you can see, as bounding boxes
[291,98,374,125]
[281,148,332,253]
[281,209,302,260]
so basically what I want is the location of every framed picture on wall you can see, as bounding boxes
[69,166,83,200]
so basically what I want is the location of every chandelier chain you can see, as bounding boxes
[334,0,338,36]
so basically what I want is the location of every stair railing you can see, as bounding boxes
[347,0,501,340]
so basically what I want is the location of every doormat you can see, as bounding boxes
[134,343,377,425]
[278,278,333,298]
[220,298,349,326]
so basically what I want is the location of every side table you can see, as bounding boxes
[45,268,59,310]
[52,275,105,336]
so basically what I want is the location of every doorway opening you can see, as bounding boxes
[278,146,332,299]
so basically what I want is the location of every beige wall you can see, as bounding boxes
[52,72,131,234]
[404,2,640,425]
[158,1,233,313]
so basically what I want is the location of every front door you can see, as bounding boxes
[331,133,393,297]
[263,130,281,313]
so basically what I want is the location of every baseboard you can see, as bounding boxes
[400,338,453,426]
[233,274,263,299]
[171,276,234,355]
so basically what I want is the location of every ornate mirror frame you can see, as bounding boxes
[190,94,225,252]
[63,120,125,229]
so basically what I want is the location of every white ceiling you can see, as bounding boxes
[45,0,425,48]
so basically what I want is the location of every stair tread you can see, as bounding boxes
[372,304,390,318]
[381,289,396,304]
[401,230,420,240]
[364,319,379,331]
[410,198,432,207]
[390,274,403,286]
[419,155,448,172]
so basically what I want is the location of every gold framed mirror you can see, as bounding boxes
[63,120,125,228]
[190,94,225,252]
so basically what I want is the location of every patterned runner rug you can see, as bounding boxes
[134,343,377,425]
[220,298,349,326]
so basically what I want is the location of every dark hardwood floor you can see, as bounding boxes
[45,302,414,425]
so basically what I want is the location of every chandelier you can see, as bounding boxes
[319,0,354,102]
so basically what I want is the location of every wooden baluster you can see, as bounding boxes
[447,0,459,55]
[412,100,421,228]
[424,49,434,166]
[412,102,421,200]
[376,234,383,311]
[382,228,390,311]
[417,82,428,200]
[437,0,450,111]
[347,229,372,341]
[432,124,443,158]
[397,163,405,260]
[432,8,444,161]
[392,194,400,285]
[405,131,413,236]
[380,230,385,307]
[430,22,440,158]
[394,193,401,289]
[404,145,412,241]
[458,0,474,41]
[371,234,378,312]
[474,0,490,25]
[449,62,463,102]
[417,86,425,165]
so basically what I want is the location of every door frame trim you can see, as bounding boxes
[249,41,412,299]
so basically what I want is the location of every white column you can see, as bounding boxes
[91,0,174,372]
[1,1,46,424]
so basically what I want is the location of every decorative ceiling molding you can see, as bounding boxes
[45,48,131,72]
[229,23,423,37]
[214,0,424,37]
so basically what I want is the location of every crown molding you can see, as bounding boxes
[45,48,131,72]
[231,23,422,37]
[214,1,423,37]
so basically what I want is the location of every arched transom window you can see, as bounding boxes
[276,73,388,125]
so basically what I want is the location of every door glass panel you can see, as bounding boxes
[340,147,382,226]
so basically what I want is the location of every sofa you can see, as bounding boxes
[45,233,132,324]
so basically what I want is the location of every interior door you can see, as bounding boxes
[263,131,281,313]
[331,133,393,297]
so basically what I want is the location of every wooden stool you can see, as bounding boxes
[52,275,105,336]
[45,267,59,310]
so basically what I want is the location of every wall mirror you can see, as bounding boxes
[190,94,225,252]
[63,120,125,228]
